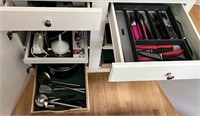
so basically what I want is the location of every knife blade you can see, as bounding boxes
[138,51,185,61]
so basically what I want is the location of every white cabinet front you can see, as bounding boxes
[0,3,102,31]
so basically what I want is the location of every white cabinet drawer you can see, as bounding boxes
[0,3,102,31]
[23,31,88,64]
[31,64,90,114]
[108,3,200,81]
[109,61,199,81]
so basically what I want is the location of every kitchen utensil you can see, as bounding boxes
[38,71,80,87]
[51,34,70,56]
[34,94,55,109]
[47,64,78,78]
[139,13,148,39]
[138,51,185,61]
[129,12,140,40]
[147,11,161,39]
[154,11,170,39]
[136,44,173,50]
[140,13,153,39]
[137,45,181,53]
[35,94,81,109]
[139,49,184,61]
[134,10,143,39]
[39,84,85,94]
[161,12,178,39]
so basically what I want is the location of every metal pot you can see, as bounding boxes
[47,64,78,78]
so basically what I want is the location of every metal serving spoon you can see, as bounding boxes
[34,94,81,109]
[38,71,80,87]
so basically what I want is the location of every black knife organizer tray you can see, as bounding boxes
[33,64,87,111]
[114,3,193,62]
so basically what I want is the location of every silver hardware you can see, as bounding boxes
[44,20,51,27]
[26,66,35,74]
[166,72,174,80]
[7,31,13,40]
[6,31,18,41]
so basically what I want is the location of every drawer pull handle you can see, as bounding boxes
[166,72,174,80]
[45,20,51,27]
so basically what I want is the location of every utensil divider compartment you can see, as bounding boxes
[31,64,89,114]
[112,3,196,62]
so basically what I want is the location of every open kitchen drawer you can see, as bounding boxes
[30,64,90,114]
[108,3,200,81]
[0,1,102,31]
[23,31,89,64]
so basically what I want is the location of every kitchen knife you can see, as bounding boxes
[138,51,185,61]
[139,50,184,61]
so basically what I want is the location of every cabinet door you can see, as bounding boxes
[108,3,200,81]
[0,2,102,31]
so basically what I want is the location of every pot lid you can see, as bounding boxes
[51,34,69,55]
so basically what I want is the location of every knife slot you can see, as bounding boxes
[155,10,170,39]
[140,11,154,39]
[165,7,183,39]
[145,11,160,39]
[121,29,125,35]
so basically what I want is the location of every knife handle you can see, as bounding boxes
[136,45,173,50]
[137,24,143,39]
[139,56,153,61]
[141,23,148,39]
[131,24,140,40]
[163,55,185,61]
[162,50,184,56]
[156,45,173,49]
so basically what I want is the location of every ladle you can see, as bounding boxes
[34,94,55,109]
[38,71,80,87]
[34,94,81,109]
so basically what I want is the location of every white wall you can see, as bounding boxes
[195,0,200,5]
[158,79,200,116]
[0,32,29,115]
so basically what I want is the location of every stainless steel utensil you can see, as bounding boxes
[34,94,55,109]
[38,71,80,87]
[34,94,81,109]
[39,84,85,94]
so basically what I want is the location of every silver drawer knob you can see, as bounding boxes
[45,20,51,27]
[166,72,174,80]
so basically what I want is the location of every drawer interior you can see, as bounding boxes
[110,3,199,63]
[24,31,89,64]
[32,64,89,113]
[27,1,88,7]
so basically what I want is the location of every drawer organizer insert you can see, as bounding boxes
[114,3,193,62]
[33,64,87,112]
